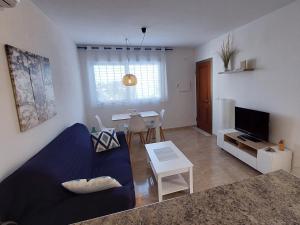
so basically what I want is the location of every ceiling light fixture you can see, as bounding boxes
[122,38,137,86]
[122,27,147,86]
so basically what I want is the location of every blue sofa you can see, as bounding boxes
[0,123,135,225]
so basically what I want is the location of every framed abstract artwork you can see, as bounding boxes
[5,45,56,132]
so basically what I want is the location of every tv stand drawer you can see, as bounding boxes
[237,150,257,169]
[223,142,239,157]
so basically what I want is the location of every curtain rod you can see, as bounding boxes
[77,45,173,51]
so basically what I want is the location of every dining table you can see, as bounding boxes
[112,111,161,142]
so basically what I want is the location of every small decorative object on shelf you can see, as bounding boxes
[246,59,256,70]
[240,60,247,70]
[266,147,276,152]
[278,140,285,151]
[218,58,256,74]
[218,34,237,72]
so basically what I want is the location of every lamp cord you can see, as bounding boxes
[125,27,146,65]
[125,38,130,66]
[140,32,146,49]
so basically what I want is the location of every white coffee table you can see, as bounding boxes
[145,141,193,202]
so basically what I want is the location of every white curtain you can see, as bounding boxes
[79,47,168,107]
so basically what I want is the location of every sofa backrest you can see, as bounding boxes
[0,123,94,222]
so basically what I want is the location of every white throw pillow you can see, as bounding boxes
[62,176,122,194]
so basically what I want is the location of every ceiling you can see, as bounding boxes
[32,0,294,47]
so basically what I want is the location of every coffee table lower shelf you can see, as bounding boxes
[161,174,189,196]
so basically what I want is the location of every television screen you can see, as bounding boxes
[235,107,269,141]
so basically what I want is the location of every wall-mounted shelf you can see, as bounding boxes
[218,68,254,74]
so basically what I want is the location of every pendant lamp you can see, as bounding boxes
[122,73,137,86]
[122,27,147,86]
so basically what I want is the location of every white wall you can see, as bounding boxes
[0,0,85,180]
[195,1,300,169]
[80,48,196,130]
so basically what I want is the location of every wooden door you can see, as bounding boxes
[196,59,212,134]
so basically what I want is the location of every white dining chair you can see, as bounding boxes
[146,109,166,143]
[127,115,147,149]
[95,115,106,131]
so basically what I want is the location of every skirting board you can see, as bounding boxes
[193,127,212,137]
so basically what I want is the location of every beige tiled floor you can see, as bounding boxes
[129,127,259,207]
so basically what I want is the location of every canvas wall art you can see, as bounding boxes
[5,45,56,132]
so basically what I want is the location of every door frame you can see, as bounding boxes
[196,58,213,134]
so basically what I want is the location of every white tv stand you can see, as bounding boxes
[217,129,292,174]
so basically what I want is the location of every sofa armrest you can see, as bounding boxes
[21,187,135,225]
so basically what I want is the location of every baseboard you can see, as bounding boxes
[163,124,197,131]
[193,127,212,137]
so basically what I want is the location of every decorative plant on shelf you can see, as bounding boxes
[219,34,237,71]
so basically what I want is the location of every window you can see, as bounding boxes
[94,65,126,102]
[80,47,168,106]
[129,64,161,100]
[93,63,164,104]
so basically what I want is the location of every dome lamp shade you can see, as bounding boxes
[122,74,137,86]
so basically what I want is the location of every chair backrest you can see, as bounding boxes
[128,115,146,133]
[160,109,166,124]
[95,115,106,131]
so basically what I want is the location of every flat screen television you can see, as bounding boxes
[235,107,269,142]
